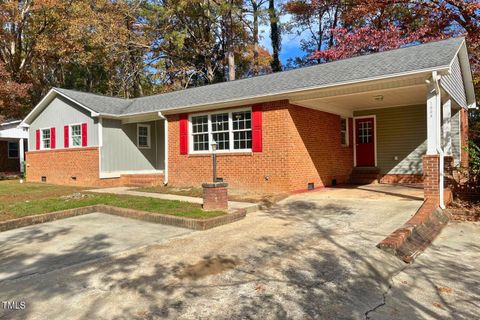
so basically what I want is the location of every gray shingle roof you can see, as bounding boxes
[55,37,464,116]
[54,88,131,114]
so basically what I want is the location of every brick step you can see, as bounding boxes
[351,167,380,174]
[377,202,450,263]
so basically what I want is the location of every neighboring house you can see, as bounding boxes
[0,119,28,175]
[21,37,476,206]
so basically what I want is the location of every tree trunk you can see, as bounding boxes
[226,1,235,81]
[269,0,281,72]
[252,0,259,76]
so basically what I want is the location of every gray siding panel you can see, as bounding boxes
[28,96,98,150]
[441,56,467,108]
[355,105,427,175]
[101,119,165,173]
[451,108,461,166]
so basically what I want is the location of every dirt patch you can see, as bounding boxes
[176,255,241,280]
[447,199,480,221]
[137,185,288,207]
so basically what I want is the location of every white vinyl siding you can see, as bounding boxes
[354,105,427,175]
[441,56,467,108]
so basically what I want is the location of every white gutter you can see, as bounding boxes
[432,71,446,209]
[158,112,168,185]
[98,116,103,178]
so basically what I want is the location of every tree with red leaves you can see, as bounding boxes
[310,0,480,103]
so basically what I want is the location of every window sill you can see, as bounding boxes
[187,152,254,158]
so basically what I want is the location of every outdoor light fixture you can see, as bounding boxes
[211,141,218,182]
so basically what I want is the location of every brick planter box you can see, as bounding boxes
[0,205,246,233]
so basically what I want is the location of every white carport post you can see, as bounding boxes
[424,72,445,208]
[426,82,440,155]
[442,98,452,155]
[19,138,24,173]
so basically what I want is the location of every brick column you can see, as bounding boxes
[443,155,454,205]
[202,182,228,211]
[423,155,440,203]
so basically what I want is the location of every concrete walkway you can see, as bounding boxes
[87,187,259,213]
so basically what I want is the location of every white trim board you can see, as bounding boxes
[100,170,164,179]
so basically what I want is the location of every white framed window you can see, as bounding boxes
[189,108,252,153]
[70,124,82,147]
[137,124,151,149]
[340,117,349,146]
[41,128,51,150]
[7,142,19,159]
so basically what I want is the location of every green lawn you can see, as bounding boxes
[0,181,224,222]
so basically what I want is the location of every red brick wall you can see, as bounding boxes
[286,104,353,190]
[0,141,20,173]
[25,147,164,188]
[460,108,469,168]
[167,101,354,193]
[26,147,101,186]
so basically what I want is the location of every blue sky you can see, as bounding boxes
[258,14,308,63]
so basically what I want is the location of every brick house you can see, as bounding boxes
[0,119,28,175]
[21,38,476,207]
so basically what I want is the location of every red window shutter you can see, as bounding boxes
[50,127,56,149]
[64,125,69,148]
[179,114,188,155]
[36,130,40,150]
[251,105,263,152]
[81,123,88,147]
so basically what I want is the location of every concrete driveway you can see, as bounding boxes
[0,213,192,282]
[0,184,478,319]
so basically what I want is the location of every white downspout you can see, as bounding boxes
[159,112,168,185]
[432,71,445,209]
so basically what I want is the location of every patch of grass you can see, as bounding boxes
[0,180,84,202]
[0,181,224,222]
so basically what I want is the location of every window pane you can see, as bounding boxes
[139,126,148,136]
[193,133,209,151]
[213,132,230,150]
[192,115,208,133]
[8,142,19,158]
[139,136,148,146]
[42,129,50,149]
[232,111,251,131]
[211,113,229,132]
[71,125,81,147]
[233,130,252,150]
[72,136,81,147]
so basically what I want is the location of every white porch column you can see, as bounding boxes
[19,138,24,173]
[442,98,452,155]
[426,83,440,155]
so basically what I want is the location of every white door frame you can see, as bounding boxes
[353,115,377,167]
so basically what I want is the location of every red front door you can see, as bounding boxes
[355,117,375,167]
